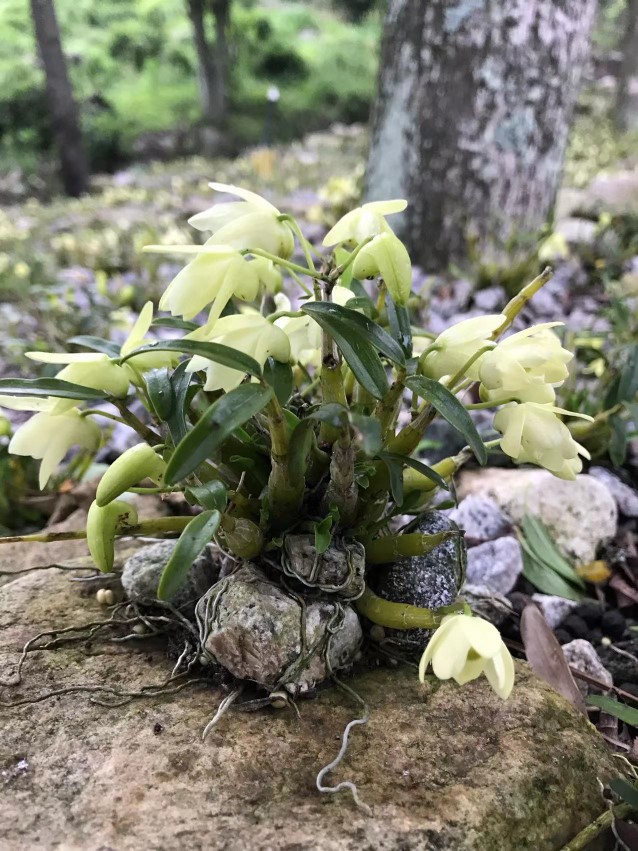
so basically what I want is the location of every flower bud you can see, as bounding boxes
[222,517,264,560]
[87,499,138,573]
[352,232,412,306]
[96,444,166,507]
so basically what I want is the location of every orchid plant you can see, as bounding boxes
[0,184,594,700]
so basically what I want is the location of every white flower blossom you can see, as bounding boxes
[323,199,407,247]
[420,315,504,381]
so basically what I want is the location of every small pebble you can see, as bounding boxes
[573,601,604,627]
[133,623,148,635]
[562,615,590,640]
[600,610,626,641]
[588,629,603,646]
[554,629,572,645]
[369,625,385,642]
[507,592,530,615]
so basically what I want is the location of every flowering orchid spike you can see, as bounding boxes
[186,313,291,392]
[493,402,593,480]
[420,315,504,381]
[275,285,355,366]
[419,613,515,700]
[188,182,294,258]
[323,199,407,247]
[8,408,100,489]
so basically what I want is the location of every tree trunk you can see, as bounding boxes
[614,0,638,132]
[365,0,597,271]
[30,0,88,197]
[187,0,229,126]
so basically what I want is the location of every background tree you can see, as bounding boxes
[614,0,638,131]
[365,0,597,271]
[186,0,231,128]
[30,0,88,197]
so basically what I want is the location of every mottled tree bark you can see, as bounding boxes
[30,0,88,197]
[366,0,597,271]
[186,0,230,127]
[614,0,638,131]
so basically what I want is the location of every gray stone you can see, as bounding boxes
[589,467,638,518]
[465,536,523,595]
[197,564,362,692]
[532,594,579,629]
[369,511,466,650]
[0,567,624,850]
[555,217,597,248]
[121,540,219,608]
[473,284,506,312]
[449,495,512,542]
[461,584,513,626]
[459,469,618,565]
[562,639,613,697]
[282,534,365,599]
[597,639,638,686]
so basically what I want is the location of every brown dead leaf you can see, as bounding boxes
[615,819,638,851]
[520,604,587,715]
[610,574,638,607]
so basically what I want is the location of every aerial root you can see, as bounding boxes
[202,685,244,741]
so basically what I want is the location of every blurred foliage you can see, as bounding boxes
[0,0,379,180]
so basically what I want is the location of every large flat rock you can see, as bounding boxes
[0,567,620,850]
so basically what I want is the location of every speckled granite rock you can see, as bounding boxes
[0,567,622,851]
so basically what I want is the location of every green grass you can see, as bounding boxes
[0,0,379,176]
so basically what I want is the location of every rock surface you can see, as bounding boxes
[461,584,512,627]
[448,495,512,543]
[121,540,219,608]
[532,594,579,629]
[198,564,362,691]
[589,466,638,518]
[465,536,523,595]
[561,639,614,697]
[0,567,621,851]
[459,469,617,565]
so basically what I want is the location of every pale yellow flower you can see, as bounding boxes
[419,613,515,699]
[493,402,592,480]
[323,199,407,246]
[7,405,100,488]
[351,231,412,306]
[187,313,290,392]
[188,182,294,258]
[275,286,355,366]
[420,315,504,381]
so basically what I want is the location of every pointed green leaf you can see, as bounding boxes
[157,510,221,600]
[263,357,293,405]
[288,420,315,482]
[609,777,638,810]
[302,301,405,365]
[185,480,228,511]
[588,695,638,726]
[151,317,199,332]
[0,377,106,401]
[68,336,122,357]
[378,451,448,490]
[165,384,274,484]
[166,361,192,445]
[405,375,488,465]
[146,369,173,420]
[119,339,262,378]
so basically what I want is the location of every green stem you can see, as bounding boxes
[364,530,459,564]
[264,396,303,527]
[0,516,193,545]
[267,309,304,323]
[112,400,163,446]
[375,369,406,439]
[127,486,184,495]
[466,399,514,410]
[242,247,326,282]
[80,409,129,426]
[355,587,465,629]
[493,266,553,338]
[331,236,372,280]
[278,214,317,272]
[558,802,633,851]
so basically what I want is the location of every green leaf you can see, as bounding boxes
[381,456,404,506]
[303,313,388,399]
[151,317,198,332]
[166,361,192,445]
[146,369,173,420]
[378,451,449,490]
[165,384,274,484]
[618,346,638,403]
[587,695,638,726]
[0,377,106,401]
[609,414,628,467]
[405,375,488,465]
[521,549,584,601]
[67,336,121,357]
[609,777,638,810]
[302,301,405,365]
[288,420,315,482]
[119,339,262,378]
[185,480,228,511]
[157,510,221,600]
[520,515,586,597]
[263,357,293,405]
[314,507,339,555]
[349,413,382,455]
[385,294,412,357]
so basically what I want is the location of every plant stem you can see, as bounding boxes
[559,803,633,851]
[375,369,406,439]
[242,247,327,282]
[364,530,459,564]
[81,409,128,426]
[278,214,317,272]
[267,309,304,323]
[355,587,465,629]
[331,236,372,280]
[0,516,193,545]
[112,400,163,446]
[493,266,553,338]
[264,395,303,526]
